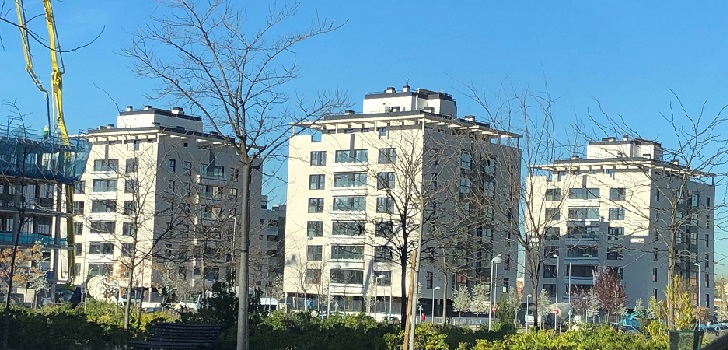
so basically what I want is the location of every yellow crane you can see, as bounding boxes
[15,0,76,281]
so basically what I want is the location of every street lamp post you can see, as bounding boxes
[431,286,440,324]
[488,254,502,331]
[553,253,559,332]
[568,263,572,305]
[526,294,532,332]
[695,262,701,308]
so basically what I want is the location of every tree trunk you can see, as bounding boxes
[402,252,417,350]
[399,252,408,329]
[441,268,447,323]
[136,287,146,329]
[236,156,251,350]
[124,270,135,329]
[3,182,22,350]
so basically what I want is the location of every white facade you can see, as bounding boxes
[283,85,520,318]
[72,106,262,298]
[527,137,715,308]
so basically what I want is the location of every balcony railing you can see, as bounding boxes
[0,231,66,246]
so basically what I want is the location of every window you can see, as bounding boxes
[121,243,134,257]
[131,140,140,151]
[333,173,367,187]
[652,268,657,282]
[75,243,83,256]
[307,221,323,237]
[74,181,85,194]
[92,179,116,192]
[460,151,472,169]
[607,248,623,260]
[374,271,391,286]
[545,208,561,221]
[705,274,710,288]
[545,188,562,201]
[307,245,323,261]
[653,248,659,261]
[88,263,113,276]
[459,177,471,194]
[706,234,709,248]
[123,201,135,215]
[567,246,599,258]
[543,284,556,297]
[705,254,710,269]
[125,158,138,173]
[608,207,625,220]
[334,149,368,163]
[374,246,393,262]
[545,227,560,240]
[375,221,393,237]
[377,127,388,138]
[93,159,118,172]
[168,159,177,172]
[305,269,321,284]
[73,201,85,215]
[330,269,364,285]
[88,242,114,255]
[566,225,600,239]
[377,172,395,190]
[330,245,364,260]
[378,148,396,164]
[607,227,624,241]
[183,161,192,174]
[567,207,599,220]
[308,198,324,213]
[90,221,115,234]
[426,271,433,289]
[91,200,116,213]
[73,222,83,235]
[568,188,600,199]
[122,222,135,236]
[376,197,394,213]
[332,221,365,236]
[310,151,326,166]
[543,265,556,278]
[124,180,138,193]
[332,196,366,212]
[167,180,175,192]
[209,166,224,178]
[706,197,712,208]
[309,174,325,190]
[609,188,626,201]
[655,190,661,202]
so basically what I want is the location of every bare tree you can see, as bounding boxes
[581,93,728,328]
[123,1,347,348]
[466,85,574,329]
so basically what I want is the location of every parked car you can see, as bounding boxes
[383,316,400,324]
[620,325,640,334]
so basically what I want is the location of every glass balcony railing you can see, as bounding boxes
[0,231,66,246]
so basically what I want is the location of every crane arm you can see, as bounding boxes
[42,0,69,145]
[15,0,48,94]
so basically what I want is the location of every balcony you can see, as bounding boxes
[0,231,66,247]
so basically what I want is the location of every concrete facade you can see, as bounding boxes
[283,85,521,318]
[72,106,263,299]
[527,137,715,309]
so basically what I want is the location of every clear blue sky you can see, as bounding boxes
[1,1,727,272]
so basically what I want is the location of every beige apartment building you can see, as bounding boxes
[527,136,715,309]
[72,106,263,301]
[284,85,521,319]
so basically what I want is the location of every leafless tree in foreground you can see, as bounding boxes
[123,1,347,348]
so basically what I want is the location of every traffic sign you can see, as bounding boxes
[553,309,559,315]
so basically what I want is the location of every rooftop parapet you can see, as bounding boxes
[0,125,90,184]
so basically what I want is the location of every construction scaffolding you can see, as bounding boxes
[0,124,89,184]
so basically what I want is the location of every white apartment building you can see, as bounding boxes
[72,106,262,300]
[527,136,715,308]
[283,85,521,318]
